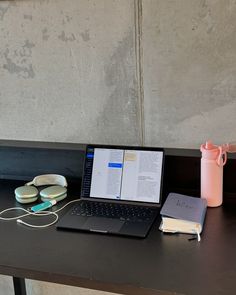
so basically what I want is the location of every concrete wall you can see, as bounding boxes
[1,0,236,294]
[142,0,236,147]
[0,0,236,148]
[1,0,235,150]
[0,0,140,146]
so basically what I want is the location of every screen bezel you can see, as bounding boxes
[80,144,165,207]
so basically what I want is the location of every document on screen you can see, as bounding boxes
[121,150,163,203]
[90,148,124,199]
[90,148,163,203]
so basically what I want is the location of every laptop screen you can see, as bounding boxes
[81,145,164,204]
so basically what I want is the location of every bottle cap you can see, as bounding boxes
[200,141,227,166]
[205,141,214,150]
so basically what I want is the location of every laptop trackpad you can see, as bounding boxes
[84,217,124,233]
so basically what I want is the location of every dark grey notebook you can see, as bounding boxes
[160,193,207,239]
[160,193,207,224]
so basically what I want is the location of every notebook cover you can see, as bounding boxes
[160,193,207,224]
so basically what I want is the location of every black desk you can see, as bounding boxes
[1,180,236,295]
[1,140,236,295]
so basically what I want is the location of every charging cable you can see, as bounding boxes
[0,198,81,228]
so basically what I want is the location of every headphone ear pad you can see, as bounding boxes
[15,186,39,204]
[40,185,67,202]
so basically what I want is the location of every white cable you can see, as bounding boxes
[0,207,31,220]
[53,198,80,213]
[196,231,201,242]
[0,207,53,220]
[0,198,81,228]
[17,211,58,228]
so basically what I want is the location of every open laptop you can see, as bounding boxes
[57,144,164,238]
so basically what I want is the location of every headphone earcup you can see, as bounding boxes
[40,185,67,202]
[15,186,39,204]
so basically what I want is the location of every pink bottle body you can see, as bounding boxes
[200,141,226,207]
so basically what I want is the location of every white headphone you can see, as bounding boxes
[14,174,68,204]
[0,174,80,229]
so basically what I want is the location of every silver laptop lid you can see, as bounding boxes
[81,145,164,206]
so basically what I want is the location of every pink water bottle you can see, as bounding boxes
[200,141,227,207]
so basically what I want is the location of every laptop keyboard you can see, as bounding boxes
[70,200,157,222]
